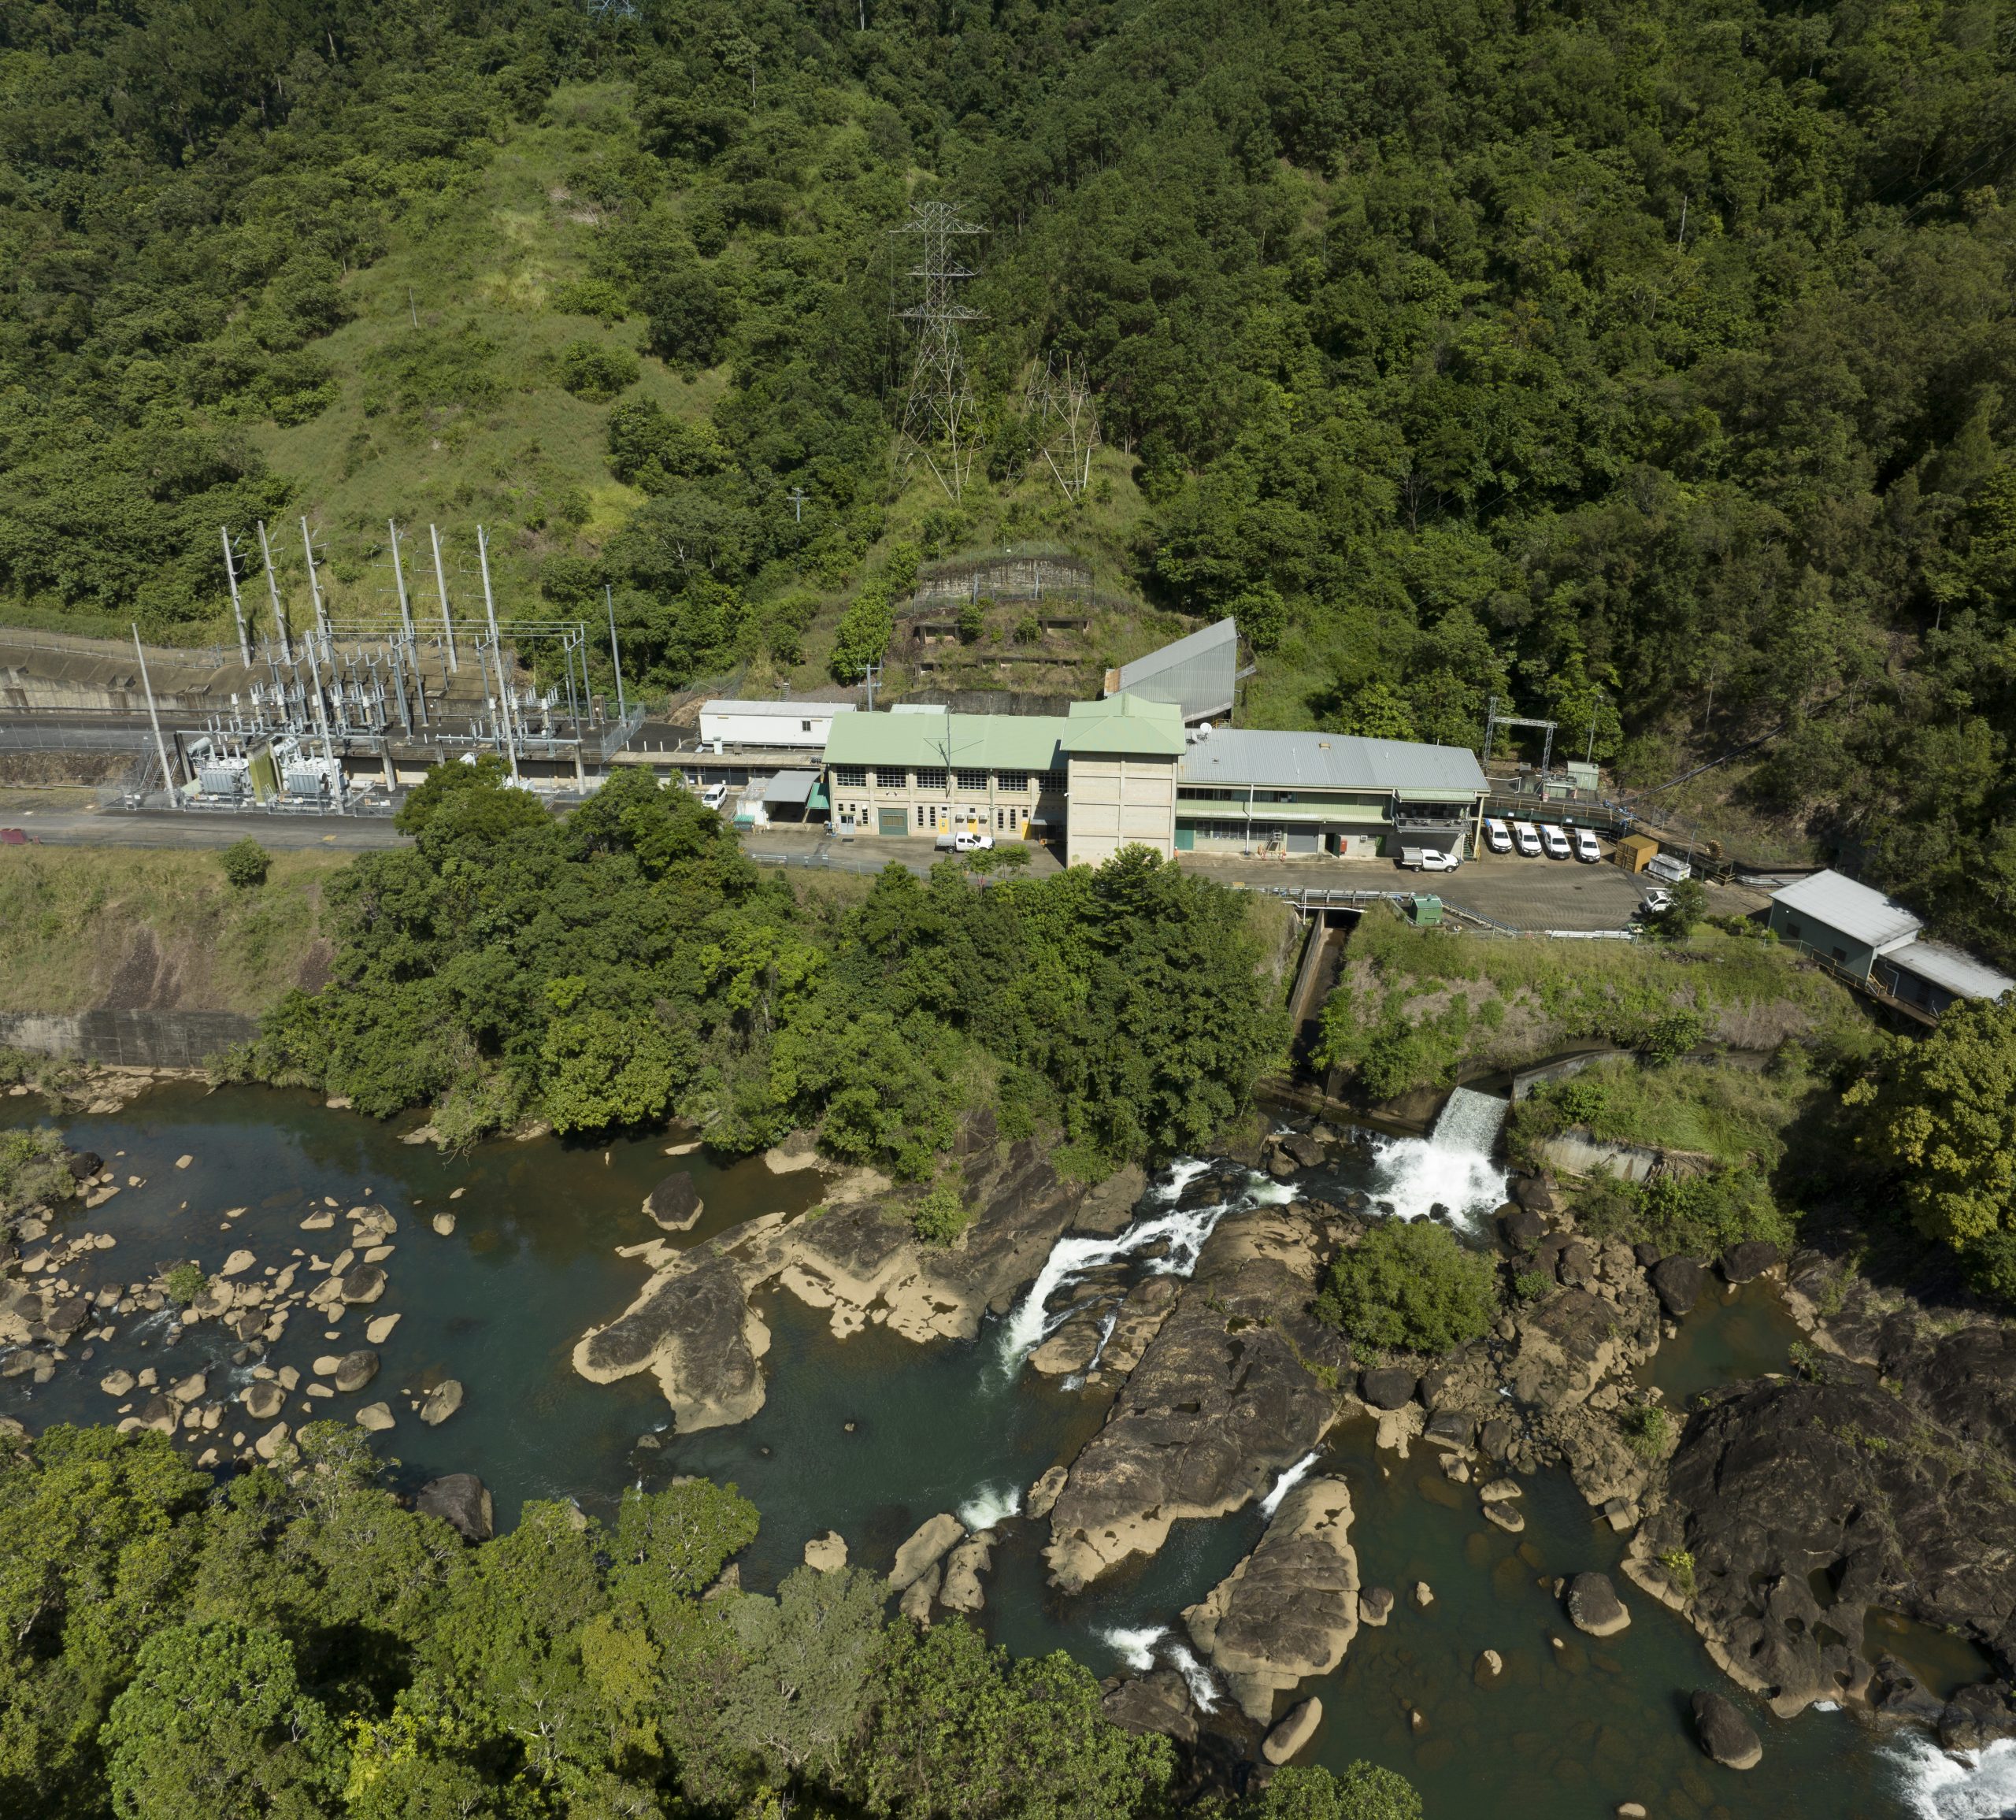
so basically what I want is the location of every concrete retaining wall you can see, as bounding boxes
[0,1010,258,1069]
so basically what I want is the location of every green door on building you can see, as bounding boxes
[878,808,908,837]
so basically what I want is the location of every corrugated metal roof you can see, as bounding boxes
[1888,941,2014,1002]
[1110,617,1239,721]
[763,771,817,805]
[702,699,856,718]
[1771,870,1922,951]
[824,710,1066,772]
[1177,729,1488,795]
[1060,695,1188,756]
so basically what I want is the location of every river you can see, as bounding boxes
[1,1081,2006,1820]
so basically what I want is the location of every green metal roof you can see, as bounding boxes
[824,710,1067,772]
[1059,694,1188,756]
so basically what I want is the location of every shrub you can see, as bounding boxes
[1620,1402,1673,1459]
[1657,1548,1698,1597]
[1511,1268,1551,1303]
[0,1127,72,1214]
[162,1262,206,1306]
[1648,878,1708,943]
[1242,1762,1424,1820]
[1315,1220,1499,1355]
[957,598,985,643]
[559,339,640,402]
[220,836,271,889]
[910,1184,967,1246]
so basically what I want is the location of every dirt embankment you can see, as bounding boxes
[0,848,346,1017]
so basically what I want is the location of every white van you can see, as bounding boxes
[1573,828,1602,863]
[1483,817,1513,854]
[1646,851,1692,884]
[1512,821,1543,858]
[1540,824,1571,860]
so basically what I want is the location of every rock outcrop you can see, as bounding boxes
[644,1172,704,1232]
[1691,1689,1762,1769]
[1101,1670,1198,1745]
[1566,1572,1630,1637]
[889,1514,963,1591]
[573,1137,1087,1428]
[1182,1477,1358,1721]
[417,1473,495,1541]
[1633,1247,2016,1720]
[1262,1696,1321,1764]
[1044,1199,1348,1591]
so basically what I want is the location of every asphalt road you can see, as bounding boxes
[0,806,408,851]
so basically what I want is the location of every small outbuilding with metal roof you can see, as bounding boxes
[1878,941,2016,1016]
[1766,870,1923,980]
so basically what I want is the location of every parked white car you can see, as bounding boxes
[699,782,728,811]
[1635,887,1674,919]
[1540,824,1571,859]
[1401,846,1462,873]
[1483,817,1513,854]
[1513,821,1543,857]
[1573,828,1602,863]
[954,828,995,852]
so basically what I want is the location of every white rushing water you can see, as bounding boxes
[956,1481,1023,1531]
[1257,1450,1320,1518]
[1365,1084,1511,1229]
[1886,1733,2016,1818]
[995,1159,1285,1375]
[1099,1624,1167,1674]
[1095,1625,1221,1711]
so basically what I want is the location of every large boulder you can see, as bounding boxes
[889,1514,963,1591]
[1650,1255,1707,1317]
[1262,1696,1322,1765]
[1101,1670,1197,1745]
[417,1473,494,1542]
[332,1350,379,1393]
[241,1380,285,1421]
[1045,1200,1349,1591]
[1359,1367,1418,1411]
[419,1380,464,1425]
[1566,1572,1630,1637]
[644,1172,704,1232]
[1691,1689,1762,1769]
[804,1532,848,1574]
[939,1534,992,1613]
[1720,1240,1781,1284]
[1183,1477,1358,1721]
[339,1265,387,1305]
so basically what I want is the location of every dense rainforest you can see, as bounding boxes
[0,1419,1424,1819]
[0,0,2013,962]
[229,759,1284,1174]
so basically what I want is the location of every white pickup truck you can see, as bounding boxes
[1399,847,1462,873]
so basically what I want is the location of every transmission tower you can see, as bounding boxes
[1022,350,1102,502]
[892,201,987,502]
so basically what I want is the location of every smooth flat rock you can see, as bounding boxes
[1479,1477,1522,1503]
[419,1379,463,1425]
[332,1349,379,1393]
[299,1208,335,1231]
[1482,1503,1526,1533]
[644,1171,704,1232]
[1184,1477,1358,1721]
[804,1531,848,1573]
[432,1213,456,1236]
[98,1369,135,1396]
[416,1472,494,1542]
[898,1565,938,1625]
[354,1402,395,1432]
[365,1313,401,1344]
[573,1244,771,1432]
[890,1513,963,1591]
[1262,1696,1322,1765]
[241,1381,284,1420]
[1028,1464,1068,1519]
[939,1533,992,1613]
[220,1249,255,1277]
[1358,1587,1393,1626]
[1692,1688,1762,1769]
[254,1421,291,1459]
[1567,1572,1631,1637]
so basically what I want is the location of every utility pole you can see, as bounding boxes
[788,487,807,523]
[428,523,458,673]
[258,520,292,663]
[220,527,251,666]
[132,625,178,805]
[300,516,329,641]
[477,525,519,781]
[605,585,627,724]
[858,660,881,713]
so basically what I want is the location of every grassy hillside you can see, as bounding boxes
[0,849,348,1016]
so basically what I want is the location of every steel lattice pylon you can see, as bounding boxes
[892,201,988,501]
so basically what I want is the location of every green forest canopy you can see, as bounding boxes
[0,1419,1418,1820]
[234,759,1285,1165]
[2,0,2014,963]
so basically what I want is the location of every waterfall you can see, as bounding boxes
[957,1482,1022,1530]
[1886,1733,2016,1818]
[1365,1084,1511,1231]
[1094,1625,1222,1711]
[1433,1084,1511,1152]
[995,1161,1283,1377]
[1258,1450,1320,1518]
